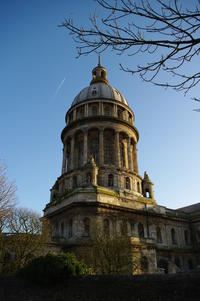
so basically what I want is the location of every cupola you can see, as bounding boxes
[90,55,109,85]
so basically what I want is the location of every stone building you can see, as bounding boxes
[44,59,200,274]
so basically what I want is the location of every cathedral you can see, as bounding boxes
[44,58,200,274]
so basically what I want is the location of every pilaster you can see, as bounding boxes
[115,131,120,167]
[123,139,128,169]
[128,137,133,171]
[70,136,75,170]
[133,143,139,173]
[83,130,88,165]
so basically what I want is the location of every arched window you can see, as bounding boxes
[101,70,106,79]
[175,257,181,268]
[140,256,148,273]
[77,141,83,167]
[103,219,110,236]
[137,182,140,193]
[125,177,131,190]
[92,72,96,81]
[88,129,99,164]
[138,223,144,238]
[120,142,125,167]
[83,217,90,237]
[156,226,163,243]
[171,228,177,244]
[68,219,73,238]
[75,132,84,168]
[104,129,114,164]
[145,190,150,198]
[73,176,77,188]
[184,230,189,245]
[91,105,98,116]
[108,174,114,187]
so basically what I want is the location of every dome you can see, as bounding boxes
[72,82,128,106]
[71,56,128,107]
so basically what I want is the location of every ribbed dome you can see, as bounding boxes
[72,82,128,106]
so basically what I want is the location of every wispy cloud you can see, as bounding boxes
[53,77,66,98]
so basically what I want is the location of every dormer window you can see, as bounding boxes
[92,87,97,96]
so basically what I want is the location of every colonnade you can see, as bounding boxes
[62,128,138,174]
[67,101,134,125]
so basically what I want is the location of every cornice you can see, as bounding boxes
[61,116,139,142]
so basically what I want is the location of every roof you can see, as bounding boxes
[71,82,128,107]
[177,203,200,213]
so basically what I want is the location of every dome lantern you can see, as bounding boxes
[90,55,109,85]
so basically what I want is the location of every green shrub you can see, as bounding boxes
[19,252,91,285]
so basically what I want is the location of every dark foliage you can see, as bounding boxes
[19,252,89,285]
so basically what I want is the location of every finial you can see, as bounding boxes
[98,54,101,66]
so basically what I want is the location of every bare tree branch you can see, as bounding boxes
[61,0,200,106]
[0,208,51,273]
[0,163,17,231]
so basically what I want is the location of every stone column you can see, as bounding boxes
[101,102,104,115]
[70,136,75,170]
[98,101,102,116]
[127,137,133,171]
[84,103,88,117]
[115,131,120,167]
[83,130,88,165]
[133,143,139,173]
[114,104,118,117]
[62,145,67,174]
[123,139,128,169]
[99,129,104,166]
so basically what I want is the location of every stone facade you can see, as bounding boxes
[44,59,200,274]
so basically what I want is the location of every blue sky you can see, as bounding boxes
[0,0,199,215]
